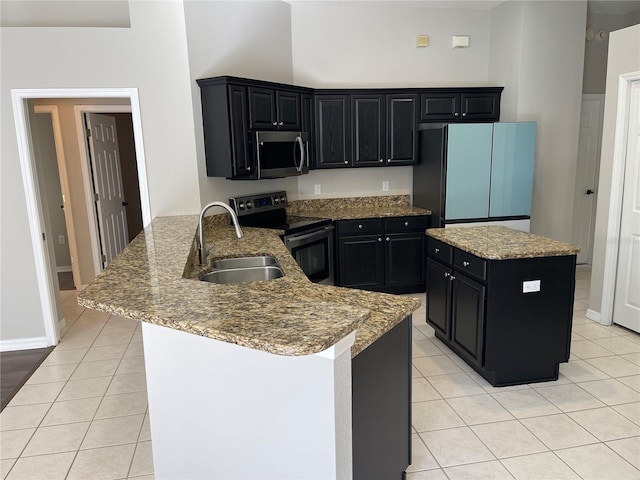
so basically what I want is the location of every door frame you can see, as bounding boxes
[597,72,640,326]
[10,88,151,347]
[75,105,139,276]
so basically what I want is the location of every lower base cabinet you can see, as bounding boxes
[336,216,428,294]
[426,238,576,386]
[352,316,411,479]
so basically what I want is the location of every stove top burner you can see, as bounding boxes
[228,192,330,235]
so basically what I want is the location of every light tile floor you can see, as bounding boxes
[1,266,638,479]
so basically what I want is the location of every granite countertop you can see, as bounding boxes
[427,226,580,260]
[78,215,421,358]
[288,195,432,220]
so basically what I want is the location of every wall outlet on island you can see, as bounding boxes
[382,181,389,192]
[314,184,321,195]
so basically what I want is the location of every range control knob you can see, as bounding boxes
[246,201,253,209]
[238,202,245,210]
[274,197,280,204]
[280,195,286,203]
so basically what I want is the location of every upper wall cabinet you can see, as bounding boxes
[248,87,301,130]
[352,94,418,167]
[197,76,503,178]
[197,76,313,179]
[419,88,502,123]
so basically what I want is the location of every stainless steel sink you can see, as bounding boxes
[210,255,279,270]
[200,265,284,284]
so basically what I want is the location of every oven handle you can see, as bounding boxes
[284,225,334,245]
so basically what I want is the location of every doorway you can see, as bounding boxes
[11,88,151,347]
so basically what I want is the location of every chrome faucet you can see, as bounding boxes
[198,201,244,265]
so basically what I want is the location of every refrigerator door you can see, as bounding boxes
[489,122,537,217]
[445,124,493,220]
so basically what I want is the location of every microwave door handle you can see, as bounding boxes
[296,136,305,172]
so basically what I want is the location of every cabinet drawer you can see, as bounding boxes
[385,216,429,233]
[337,218,383,235]
[427,238,452,264]
[453,250,486,281]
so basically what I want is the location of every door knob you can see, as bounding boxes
[586,189,594,195]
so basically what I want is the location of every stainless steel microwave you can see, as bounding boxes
[255,131,309,179]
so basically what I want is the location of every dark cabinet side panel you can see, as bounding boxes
[228,86,255,178]
[352,316,411,480]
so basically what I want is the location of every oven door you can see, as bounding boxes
[283,225,334,285]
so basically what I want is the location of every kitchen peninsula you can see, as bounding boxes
[79,213,421,480]
[426,226,580,386]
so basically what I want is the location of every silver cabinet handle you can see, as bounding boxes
[450,275,456,281]
[387,159,391,163]
[444,272,450,278]
[358,224,363,229]
[344,160,348,164]
[386,237,390,242]
[462,112,467,117]
[379,159,383,163]
[404,221,409,227]
[272,122,278,126]
[454,112,459,117]
[378,237,382,242]
[279,122,284,126]
[247,166,251,171]
[463,261,470,267]
[435,248,440,253]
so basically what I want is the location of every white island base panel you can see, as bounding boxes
[141,322,356,480]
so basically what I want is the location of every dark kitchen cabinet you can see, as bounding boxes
[426,236,576,386]
[315,95,351,168]
[352,94,418,167]
[248,87,301,130]
[419,89,502,123]
[336,216,428,293]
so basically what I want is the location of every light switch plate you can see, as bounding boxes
[522,280,541,293]
[382,181,389,192]
[314,184,321,195]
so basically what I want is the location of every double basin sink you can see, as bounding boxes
[200,256,284,284]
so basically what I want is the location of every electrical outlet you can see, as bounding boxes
[314,184,321,195]
[58,235,65,244]
[382,181,389,192]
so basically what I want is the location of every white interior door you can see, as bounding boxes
[572,95,604,264]
[86,113,129,268]
[613,81,640,332]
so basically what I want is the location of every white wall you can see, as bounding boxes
[183,0,300,204]
[489,0,587,242]
[590,24,640,315]
[1,1,199,343]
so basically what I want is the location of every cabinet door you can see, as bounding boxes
[276,91,301,130]
[489,122,537,217]
[228,85,254,178]
[445,124,493,220]
[337,234,384,289]
[387,94,417,165]
[426,258,451,337]
[385,233,425,288]
[315,95,351,168]
[419,93,460,122]
[460,93,500,121]
[451,273,485,367]
[248,87,276,130]
[352,95,385,167]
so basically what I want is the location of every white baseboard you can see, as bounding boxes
[586,308,609,325]
[0,336,50,352]
[56,266,72,273]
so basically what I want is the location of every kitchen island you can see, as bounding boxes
[426,226,580,386]
[79,214,420,480]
